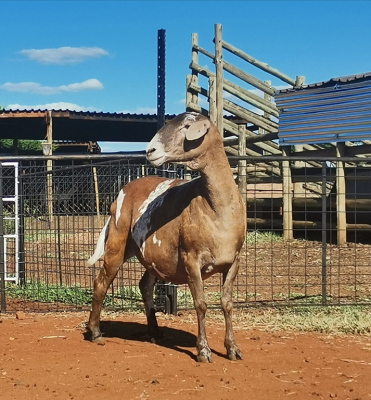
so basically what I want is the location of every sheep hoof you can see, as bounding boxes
[228,348,243,361]
[197,348,213,363]
[92,335,105,346]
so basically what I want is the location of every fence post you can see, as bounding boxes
[336,142,347,245]
[157,29,166,131]
[18,165,26,286]
[186,33,199,112]
[209,76,217,124]
[321,162,328,304]
[0,163,6,312]
[214,23,224,136]
[238,125,247,208]
[282,147,293,241]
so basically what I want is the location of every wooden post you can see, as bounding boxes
[214,23,224,136]
[282,146,293,240]
[191,33,199,107]
[259,80,271,138]
[336,142,347,245]
[93,167,100,216]
[209,76,217,124]
[238,125,247,208]
[295,75,306,88]
[293,144,306,197]
[46,111,53,223]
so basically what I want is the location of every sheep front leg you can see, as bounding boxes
[221,254,243,361]
[139,270,162,343]
[187,269,212,363]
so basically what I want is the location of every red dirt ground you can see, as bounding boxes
[0,311,371,400]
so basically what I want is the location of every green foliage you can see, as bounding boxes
[6,281,143,309]
[0,139,42,152]
[246,230,284,245]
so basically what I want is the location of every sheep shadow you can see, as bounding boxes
[83,320,226,361]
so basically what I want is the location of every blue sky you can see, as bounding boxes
[1,0,371,151]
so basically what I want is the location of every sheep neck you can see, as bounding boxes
[198,149,241,214]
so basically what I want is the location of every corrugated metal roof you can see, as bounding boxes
[275,72,371,146]
[278,72,371,93]
[0,109,176,142]
[0,109,163,120]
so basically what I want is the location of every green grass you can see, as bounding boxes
[232,306,371,335]
[6,281,143,310]
[246,231,284,245]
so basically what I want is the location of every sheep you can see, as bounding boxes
[87,112,246,362]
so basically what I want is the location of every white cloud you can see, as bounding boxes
[0,79,103,95]
[120,107,157,114]
[7,102,101,112]
[19,46,109,65]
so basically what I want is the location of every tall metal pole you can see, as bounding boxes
[157,29,166,131]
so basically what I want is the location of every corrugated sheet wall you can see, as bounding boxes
[275,78,371,145]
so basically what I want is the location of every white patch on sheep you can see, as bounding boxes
[185,112,197,121]
[153,232,162,247]
[136,180,174,222]
[132,179,174,255]
[115,189,126,225]
[87,216,111,266]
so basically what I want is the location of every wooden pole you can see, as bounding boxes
[93,167,100,216]
[214,23,224,136]
[259,80,272,137]
[209,76,217,124]
[191,33,199,107]
[238,125,247,208]
[293,144,306,197]
[336,142,347,245]
[282,146,293,240]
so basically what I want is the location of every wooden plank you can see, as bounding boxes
[222,39,296,86]
[223,99,278,133]
[223,61,276,95]
[223,79,279,117]
[0,111,51,119]
[215,24,224,135]
[186,101,209,116]
[192,44,214,60]
[223,118,240,136]
[282,147,293,240]
[186,79,209,97]
[189,61,214,78]
[224,130,278,146]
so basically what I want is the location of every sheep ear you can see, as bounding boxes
[185,119,210,141]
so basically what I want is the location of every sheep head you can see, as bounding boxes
[146,112,219,170]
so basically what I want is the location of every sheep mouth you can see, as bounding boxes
[147,154,167,167]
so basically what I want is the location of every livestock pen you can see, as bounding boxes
[1,153,371,313]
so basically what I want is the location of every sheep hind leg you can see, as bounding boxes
[87,249,125,345]
[187,270,212,363]
[139,270,162,343]
[221,255,243,361]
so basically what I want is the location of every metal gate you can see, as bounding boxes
[0,162,20,310]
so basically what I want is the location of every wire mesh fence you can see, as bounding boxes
[1,154,371,314]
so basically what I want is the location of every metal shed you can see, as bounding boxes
[275,72,371,146]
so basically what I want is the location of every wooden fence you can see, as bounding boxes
[186,24,371,245]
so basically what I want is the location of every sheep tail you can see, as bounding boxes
[87,216,111,266]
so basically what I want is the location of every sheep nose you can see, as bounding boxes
[146,147,156,157]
